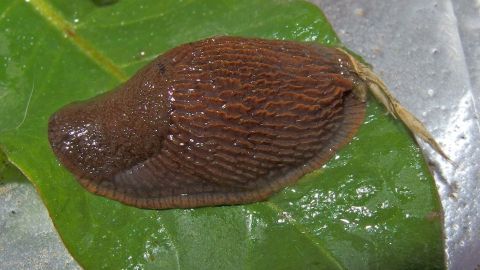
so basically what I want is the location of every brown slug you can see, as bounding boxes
[48,36,446,209]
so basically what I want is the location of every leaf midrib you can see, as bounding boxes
[265,202,345,270]
[28,0,128,82]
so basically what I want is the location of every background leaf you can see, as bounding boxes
[0,0,445,269]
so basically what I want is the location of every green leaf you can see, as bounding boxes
[0,150,26,183]
[0,0,445,269]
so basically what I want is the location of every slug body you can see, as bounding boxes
[48,37,368,209]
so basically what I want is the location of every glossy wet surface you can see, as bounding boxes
[49,37,366,209]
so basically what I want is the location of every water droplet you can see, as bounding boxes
[427,89,435,97]
[340,218,350,224]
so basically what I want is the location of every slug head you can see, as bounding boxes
[48,62,170,183]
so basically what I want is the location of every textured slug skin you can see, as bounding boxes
[48,37,367,209]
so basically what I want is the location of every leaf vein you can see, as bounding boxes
[28,0,128,82]
[264,201,345,270]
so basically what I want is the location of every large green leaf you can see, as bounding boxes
[0,0,445,269]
